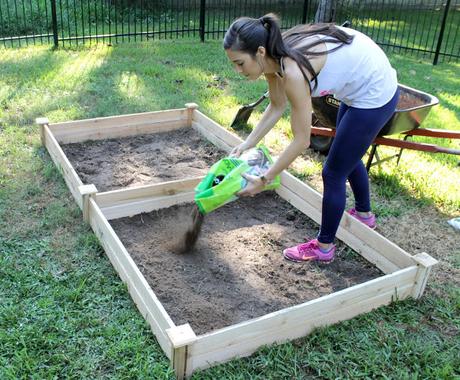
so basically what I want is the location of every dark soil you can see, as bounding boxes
[110,192,382,335]
[396,91,427,110]
[61,128,224,192]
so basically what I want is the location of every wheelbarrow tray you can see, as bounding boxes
[311,83,439,136]
[310,84,460,163]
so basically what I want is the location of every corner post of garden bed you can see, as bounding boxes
[185,103,199,127]
[79,184,98,223]
[411,252,438,299]
[166,324,197,380]
[36,117,50,146]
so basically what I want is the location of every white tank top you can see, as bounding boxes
[306,27,398,108]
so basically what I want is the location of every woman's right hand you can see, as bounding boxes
[230,142,252,157]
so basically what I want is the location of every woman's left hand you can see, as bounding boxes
[237,173,265,197]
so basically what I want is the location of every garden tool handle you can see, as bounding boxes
[248,91,270,108]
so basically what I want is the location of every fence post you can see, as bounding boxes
[199,0,206,42]
[314,0,336,23]
[302,0,309,24]
[433,0,451,65]
[50,0,59,48]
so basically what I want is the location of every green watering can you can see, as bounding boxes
[194,145,281,215]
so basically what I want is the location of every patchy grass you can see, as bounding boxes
[0,40,459,379]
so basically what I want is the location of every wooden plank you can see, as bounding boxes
[36,117,49,146]
[187,266,417,373]
[43,125,84,209]
[411,252,438,299]
[335,227,400,274]
[166,324,197,380]
[49,108,186,136]
[95,177,203,209]
[185,103,199,127]
[279,172,323,210]
[276,185,322,223]
[100,192,195,220]
[192,110,243,149]
[88,198,175,357]
[79,184,98,222]
[192,121,233,153]
[189,284,414,374]
[279,171,414,270]
[53,118,188,144]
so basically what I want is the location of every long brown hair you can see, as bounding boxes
[223,13,354,92]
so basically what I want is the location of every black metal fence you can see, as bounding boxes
[0,1,458,64]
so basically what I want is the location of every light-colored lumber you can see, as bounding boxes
[411,252,438,299]
[99,191,195,220]
[166,324,197,380]
[43,125,84,208]
[49,108,185,132]
[279,171,323,210]
[79,184,98,222]
[95,178,202,220]
[36,117,49,145]
[49,109,188,144]
[52,118,188,144]
[192,110,243,150]
[189,284,414,374]
[87,198,175,357]
[187,266,417,373]
[337,213,414,269]
[185,103,199,127]
[95,177,203,209]
[192,121,234,153]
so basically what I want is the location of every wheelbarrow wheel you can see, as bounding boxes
[310,135,333,154]
[309,115,333,154]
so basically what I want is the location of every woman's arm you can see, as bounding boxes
[231,74,287,156]
[264,63,312,181]
[238,58,312,196]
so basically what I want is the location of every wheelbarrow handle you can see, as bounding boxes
[310,126,460,155]
[374,136,460,155]
[403,128,460,139]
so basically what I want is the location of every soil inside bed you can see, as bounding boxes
[110,192,382,335]
[61,128,224,192]
[396,90,427,110]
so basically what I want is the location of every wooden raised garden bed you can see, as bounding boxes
[37,104,437,379]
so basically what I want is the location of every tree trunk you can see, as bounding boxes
[314,0,336,23]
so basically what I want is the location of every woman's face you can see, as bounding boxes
[225,49,263,80]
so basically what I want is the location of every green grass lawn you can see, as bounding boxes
[1,39,459,379]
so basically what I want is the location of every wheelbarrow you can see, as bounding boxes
[230,83,460,171]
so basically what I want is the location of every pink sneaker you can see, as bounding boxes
[348,208,376,229]
[283,239,335,263]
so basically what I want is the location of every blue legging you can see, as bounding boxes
[317,88,400,244]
